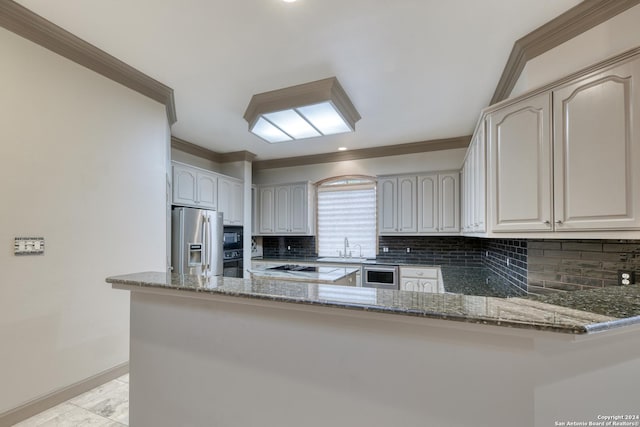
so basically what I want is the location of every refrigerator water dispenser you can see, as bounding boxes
[188,244,202,266]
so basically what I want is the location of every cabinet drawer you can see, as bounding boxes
[400,267,438,279]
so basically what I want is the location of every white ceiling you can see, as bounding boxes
[16,0,581,160]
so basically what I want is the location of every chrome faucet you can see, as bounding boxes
[353,244,362,258]
[344,237,349,258]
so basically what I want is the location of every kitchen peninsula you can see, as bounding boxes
[108,272,640,427]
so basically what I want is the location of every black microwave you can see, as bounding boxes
[223,227,243,249]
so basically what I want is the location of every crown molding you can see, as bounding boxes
[171,136,256,163]
[0,0,177,124]
[252,136,471,170]
[490,0,640,105]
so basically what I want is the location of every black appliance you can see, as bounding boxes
[222,227,244,278]
[223,226,243,250]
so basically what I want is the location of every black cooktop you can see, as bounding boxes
[268,265,319,272]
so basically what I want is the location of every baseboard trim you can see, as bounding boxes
[0,362,129,427]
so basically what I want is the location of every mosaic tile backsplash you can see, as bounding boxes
[376,236,483,266]
[527,239,640,293]
[481,239,528,293]
[262,236,317,258]
[261,235,640,295]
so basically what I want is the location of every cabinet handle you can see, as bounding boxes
[555,220,563,224]
[544,220,550,224]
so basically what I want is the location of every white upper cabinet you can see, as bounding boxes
[417,174,438,233]
[171,162,244,223]
[552,57,640,231]
[173,164,197,206]
[379,172,459,235]
[378,176,417,233]
[172,163,218,210]
[488,92,553,232]
[289,183,309,234]
[462,130,486,234]
[258,186,275,234]
[487,53,640,234]
[378,177,398,234]
[218,176,243,225]
[274,185,291,234]
[196,173,218,210]
[257,182,315,235]
[439,172,460,233]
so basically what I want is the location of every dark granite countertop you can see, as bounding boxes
[528,285,640,319]
[107,271,640,335]
[254,258,524,298]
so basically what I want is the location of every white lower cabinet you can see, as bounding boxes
[399,267,443,293]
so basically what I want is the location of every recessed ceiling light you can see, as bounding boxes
[282,0,297,3]
[338,147,347,151]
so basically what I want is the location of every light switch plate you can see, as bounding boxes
[14,237,45,255]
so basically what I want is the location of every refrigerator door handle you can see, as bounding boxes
[204,215,210,273]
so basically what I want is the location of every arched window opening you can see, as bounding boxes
[316,176,377,258]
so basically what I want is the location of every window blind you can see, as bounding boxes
[317,184,376,258]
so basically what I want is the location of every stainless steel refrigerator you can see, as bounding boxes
[171,207,224,276]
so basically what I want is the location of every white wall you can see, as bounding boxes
[253,148,467,185]
[510,4,640,97]
[0,28,168,413]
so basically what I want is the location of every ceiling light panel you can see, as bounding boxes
[296,101,352,135]
[244,77,361,143]
[252,117,292,143]
[263,109,320,139]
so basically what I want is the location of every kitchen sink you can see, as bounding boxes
[317,257,370,263]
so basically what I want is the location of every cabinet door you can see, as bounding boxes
[439,173,459,233]
[400,278,417,292]
[218,178,232,224]
[419,279,437,293]
[172,165,197,207]
[197,172,217,210]
[274,186,291,233]
[258,187,275,234]
[397,176,417,232]
[378,178,398,233]
[231,180,244,226]
[489,92,553,232]
[289,184,308,234]
[463,143,475,232]
[474,125,486,232]
[417,174,438,233]
[252,186,258,232]
[553,58,640,230]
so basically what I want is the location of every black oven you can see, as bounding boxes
[223,226,243,250]
[223,249,243,278]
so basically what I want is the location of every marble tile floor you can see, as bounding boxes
[13,374,129,426]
